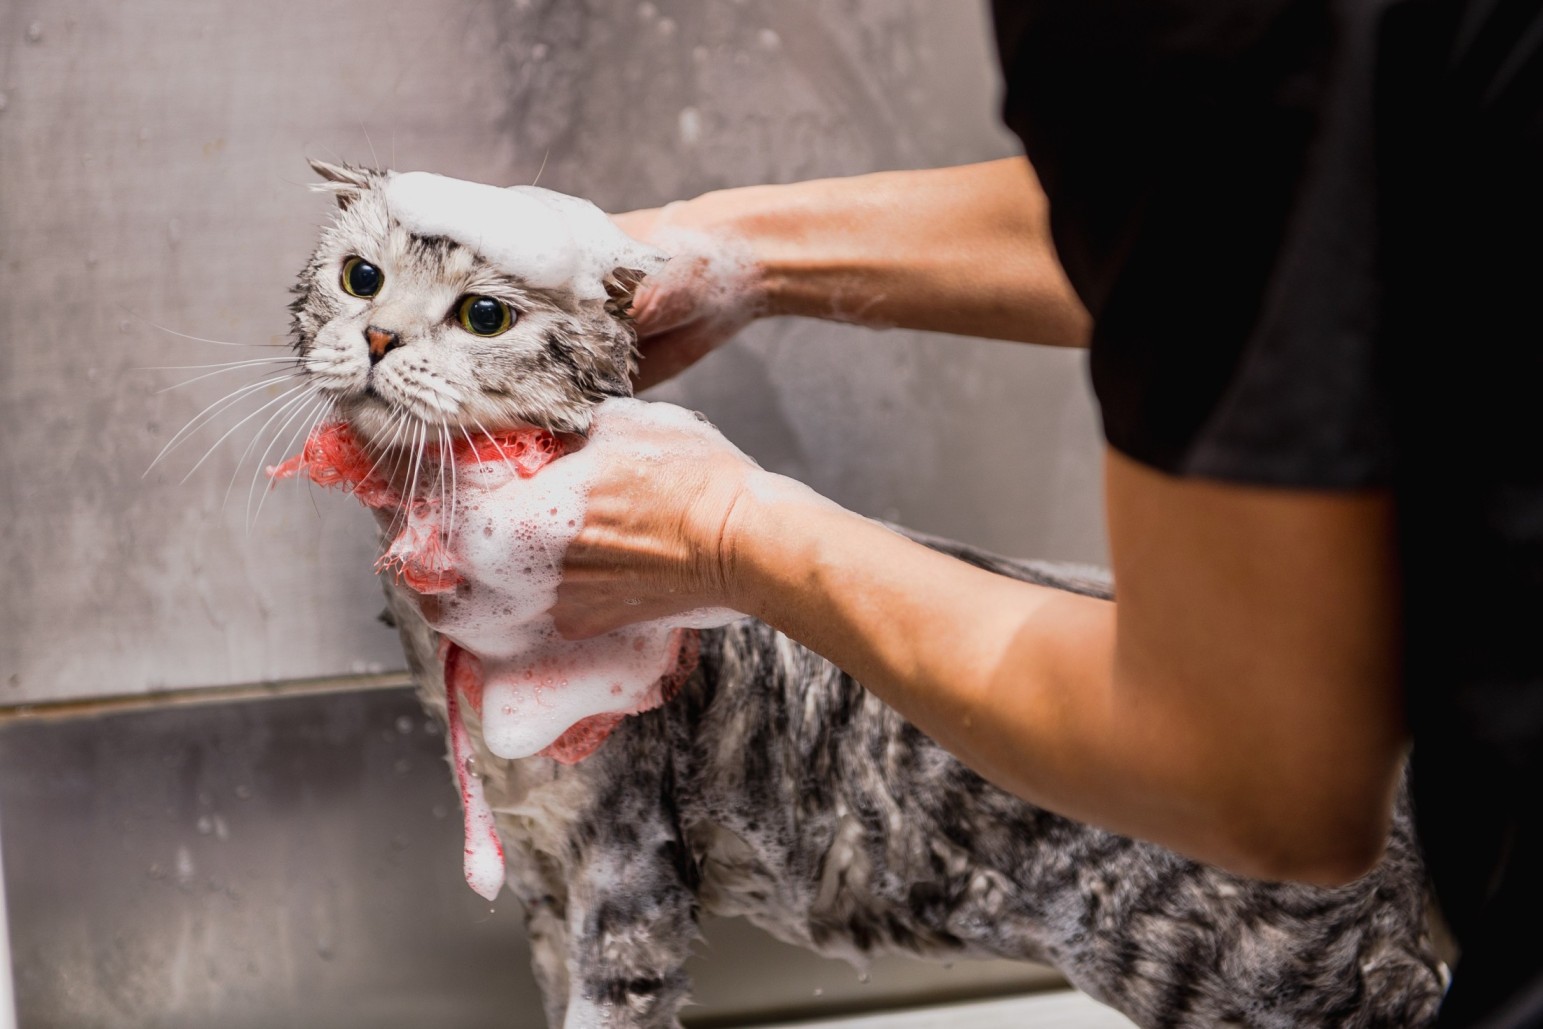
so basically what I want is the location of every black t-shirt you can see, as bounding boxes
[992,1,1543,1025]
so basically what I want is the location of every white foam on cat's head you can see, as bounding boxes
[384,172,666,302]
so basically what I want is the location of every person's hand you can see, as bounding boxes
[550,398,767,637]
[412,398,772,642]
[612,193,770,390]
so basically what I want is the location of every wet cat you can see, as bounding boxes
[286,160,1446,1028]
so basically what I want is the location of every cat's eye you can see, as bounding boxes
[341,257,383,298]
[457,295,514,337]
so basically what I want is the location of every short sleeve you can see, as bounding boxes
[992,0,1395,488]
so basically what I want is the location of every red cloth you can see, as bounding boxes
[270,422,698,765]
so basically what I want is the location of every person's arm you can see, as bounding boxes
[617,159,1091,389]
[719,451,1405,885]
[554,403,1407,886]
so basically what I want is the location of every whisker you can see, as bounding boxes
[144,357,300,372]
[458,424,483,464]
[445,421,458,546]
[179,381,314,483]
[382,418,418,538]
[362,122,379,170]
[126,310,287,349]
[250,392,332,530]
[359,411,409,492]
[388,420,423,543]
[230,384,325,514]
[434,424,447,539]
[153,358,302,394]
[145,372,303,476]
[223,383,321,509]
[470,417,512,464]
[408,421,427,513]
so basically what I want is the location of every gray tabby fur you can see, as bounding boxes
[291,162,1447,1028]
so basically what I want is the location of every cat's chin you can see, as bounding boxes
[336,397,583,454]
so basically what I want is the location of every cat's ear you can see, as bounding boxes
[308,159,377,211]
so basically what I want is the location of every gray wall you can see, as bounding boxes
[0,0,1103,707]
[0,0,1107,1024]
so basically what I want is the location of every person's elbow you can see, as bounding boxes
[1212,771,1399,887]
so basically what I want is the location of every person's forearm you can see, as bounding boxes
[695,159,1091,346]
[720,470,1401,886]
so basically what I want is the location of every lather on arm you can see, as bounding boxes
[616,158,1092,389]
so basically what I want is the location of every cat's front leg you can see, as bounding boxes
[558,820,700,1029]
[522,893,574,1029]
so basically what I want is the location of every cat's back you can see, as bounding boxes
[664,555,1445,1027]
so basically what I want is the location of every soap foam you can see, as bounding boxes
[385,172,665,302]
[271,402,742,766]
[443,641,505,901]
[424,409,740,761]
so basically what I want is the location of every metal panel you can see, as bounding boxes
[0,0,1104,704]
[0,1,1107,1019]
[0,689,1066,1027]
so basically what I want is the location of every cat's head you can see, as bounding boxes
[290,160,665,443]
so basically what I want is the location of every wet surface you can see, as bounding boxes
[0,686,1058,1028]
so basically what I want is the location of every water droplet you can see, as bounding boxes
[175,846,195,886]
[657,16,676,37]
[530,41,548,61]
[393,758,412,775]
[678,107,702,145]
[25,22,43,43]
[395,714,415,734]
[316,941,335,961]
[758,28,781,50]
[0,93,9,113]
[234,784,253,800]
[196,815,213,835]
[857,971,870,984]
[692,45,710,64]
[813,987,824,997]
[637,1,657,20]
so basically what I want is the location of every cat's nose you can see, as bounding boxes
[365,326,402,363]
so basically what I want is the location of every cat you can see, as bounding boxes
[286,160,1446,1028]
